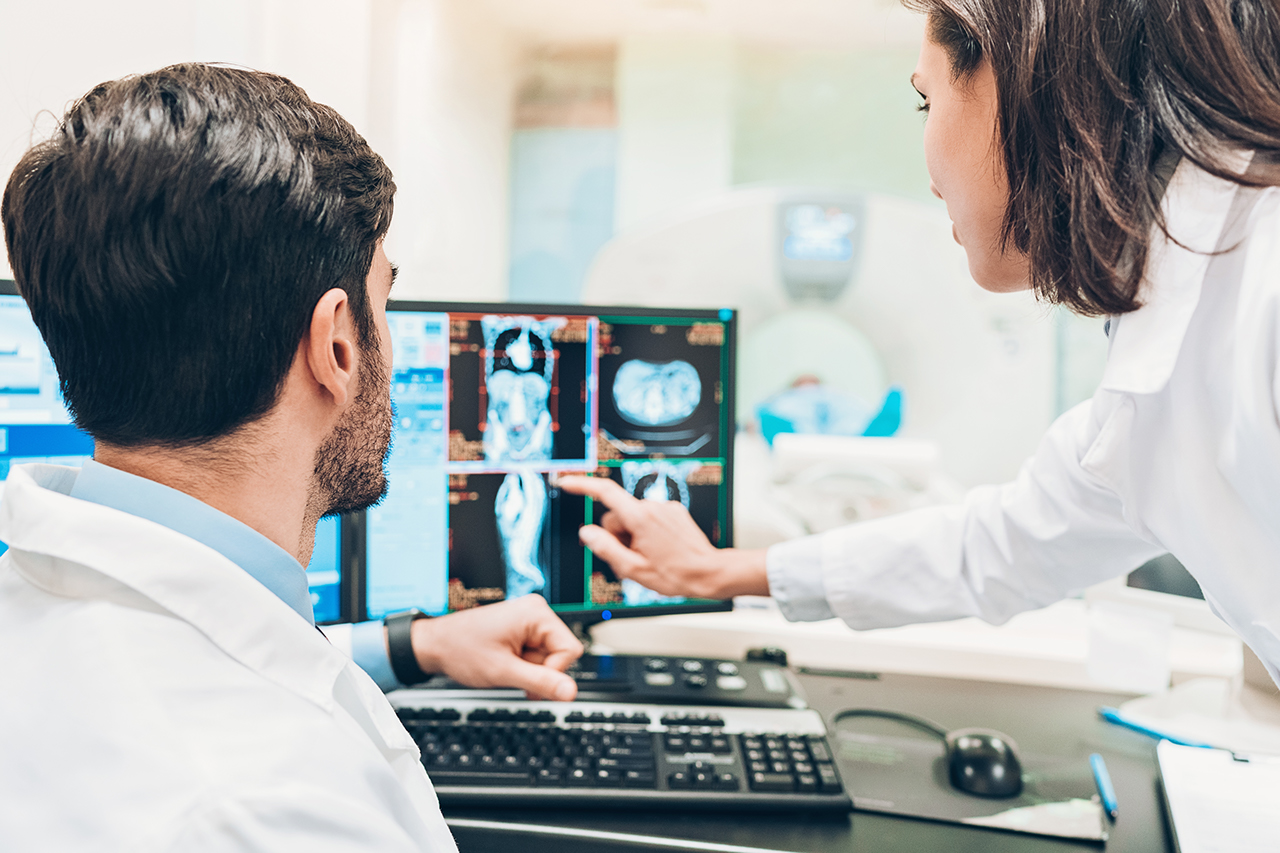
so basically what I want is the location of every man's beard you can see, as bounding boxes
[310,337,393,518]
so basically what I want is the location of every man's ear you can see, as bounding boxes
[303,288,357,408]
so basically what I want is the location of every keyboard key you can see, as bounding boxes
[750,772,796,793]
[596,757,654,770]
[535,769,564,786]
[607,746,652,759]
[715,772,739,791]
[681,660,705,673]
[794,762,814,775]
[807,738,833,763]
[430,770,531,787]
[645,658,669,672]
[716,662,740,676]
[692,771,713,787]
[665,735,688,751]
[771,762,791,774]
[683,674,708,688]
[566,768,593,786]
[709,737,731,753]
[750,761,768,773]
[623,769,657,788]
[742,737,764,750]
[596,768,623,787]
[796,774,818,794]
[817,764,842,793]
[565,712,588,723]
[668,770,692,789]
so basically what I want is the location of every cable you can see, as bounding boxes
[831,708,949,740]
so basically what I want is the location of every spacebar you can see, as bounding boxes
[429,770,533,787]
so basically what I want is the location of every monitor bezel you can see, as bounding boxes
[353,299,737,627]
[1,279,19,297]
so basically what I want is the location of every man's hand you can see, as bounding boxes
[556,475,770,600]
[409,595,583,701]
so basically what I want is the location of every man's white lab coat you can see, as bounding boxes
[768,156,1280,687]
[0,464,457,852]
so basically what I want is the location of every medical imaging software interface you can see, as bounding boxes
[0,286,343,620]
[364,304,735,620]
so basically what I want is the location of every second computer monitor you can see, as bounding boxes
[361,301,736,624]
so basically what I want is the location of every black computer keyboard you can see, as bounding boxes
[391,695,851,812]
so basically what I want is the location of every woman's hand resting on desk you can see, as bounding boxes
[556,475,770,600]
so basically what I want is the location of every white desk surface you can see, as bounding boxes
[590,597,1242,694]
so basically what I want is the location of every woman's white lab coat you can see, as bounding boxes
[0,464,457,852]
[767,156,1280,687]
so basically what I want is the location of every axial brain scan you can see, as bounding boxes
[612,359,701,426]
[495,469,548,598]
[482,315,566,464]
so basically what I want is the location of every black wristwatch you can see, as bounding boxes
[384,608,431,686]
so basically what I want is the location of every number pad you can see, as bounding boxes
[741,733,843,794]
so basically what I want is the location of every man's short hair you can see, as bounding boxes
[2,64,394,446]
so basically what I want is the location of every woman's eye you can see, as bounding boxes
[917,101,930,115]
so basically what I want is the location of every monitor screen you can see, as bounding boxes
[0,280,344,622]
[359,301,736,625]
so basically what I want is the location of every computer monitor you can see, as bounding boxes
[0,280,345,622]
[354,301,737,628]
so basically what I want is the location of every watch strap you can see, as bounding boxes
[384,609,430,686]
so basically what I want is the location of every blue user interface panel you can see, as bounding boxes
[364,302,735,622]
[0,284,342,620]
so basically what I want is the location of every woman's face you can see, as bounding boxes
[913,33,1030,292]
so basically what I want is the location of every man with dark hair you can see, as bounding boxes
[0,64,581,851]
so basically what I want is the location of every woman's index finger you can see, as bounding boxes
[556,474,640,518]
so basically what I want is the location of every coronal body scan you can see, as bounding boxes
[612,359,701,427]
[482,315,566,464]
[495,469,548,599]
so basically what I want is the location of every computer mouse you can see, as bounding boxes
[945,728,1023,798]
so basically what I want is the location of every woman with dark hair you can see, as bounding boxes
[561,0,1280,686]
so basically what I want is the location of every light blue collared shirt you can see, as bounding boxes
[69,460,400,690]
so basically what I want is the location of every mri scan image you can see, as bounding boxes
[495,469,549,599]
[482,315,566,464]
[617,461,702,605]
[621,460,701,508]
[612,359,701,427]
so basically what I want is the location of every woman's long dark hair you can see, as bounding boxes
[904,0,1280,315]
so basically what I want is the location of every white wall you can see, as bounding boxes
[614,36,735,232]
[377,0,515,301]
[0,0,516,300]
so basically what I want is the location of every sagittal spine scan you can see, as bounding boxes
[495,469,548,598]
[482,315,566,464]
[612,359,701,426]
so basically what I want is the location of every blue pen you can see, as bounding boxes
[1089,753,1119,820]
[1097,706,1217,749]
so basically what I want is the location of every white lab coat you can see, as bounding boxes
[0,464,457,853]
[768,155,1280,687]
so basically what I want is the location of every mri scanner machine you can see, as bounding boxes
[582,188,1060,549]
